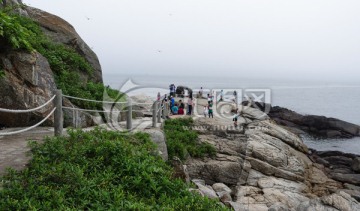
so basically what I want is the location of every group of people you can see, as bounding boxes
[157,84,195,118]
[160,85,240,122]
[170,97,185,115]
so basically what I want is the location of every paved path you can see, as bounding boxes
[0,127,54,175]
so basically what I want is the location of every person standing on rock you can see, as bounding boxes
[170,96,175,114]
[187,97,194,115]
[203,106,208,117]
[233,110,239,127]
[207,94,212,105]
[169,84,176,97]
[219,90,224,102]
[157,92,161,101]
[208,103,214,118]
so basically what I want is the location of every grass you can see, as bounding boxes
[164,118,216,161]
[0,129,227,210]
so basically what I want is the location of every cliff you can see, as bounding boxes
[0,0,103,127]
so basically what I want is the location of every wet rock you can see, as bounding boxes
[268,106,360,139]
[330,173,360,185]
[352,157,360,173]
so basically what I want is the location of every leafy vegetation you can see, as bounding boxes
[164,118,216,161]
[0,129,226,210]
[0,7,123,110]
[0,9,34,51]
[0,68,4,78]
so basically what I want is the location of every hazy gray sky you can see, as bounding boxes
[23,0,360,81]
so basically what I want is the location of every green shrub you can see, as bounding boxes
[0,129,226,210]
[0,70,4,78]
[0,10,34,50]
[165,118,216,160]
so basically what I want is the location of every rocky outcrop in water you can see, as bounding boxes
[268,105,360,139]
[184,105,360,210]
[176,85,193,98]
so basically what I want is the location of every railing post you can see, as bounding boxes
[163,102,168,119]
[126,98,132,130]
[75,110,81,128]
[157,101,161,123]
[54,89,63,136]
[152,101,157,127]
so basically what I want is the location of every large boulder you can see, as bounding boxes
[175,85,192,97]
[143,129,168,161]
[24,6,102,84]
[0,51,56,127]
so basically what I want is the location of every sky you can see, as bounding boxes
[23,0,360,82]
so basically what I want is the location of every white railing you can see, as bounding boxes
[0,89,164,136]
[0,95,57,136]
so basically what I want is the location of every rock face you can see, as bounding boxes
[0,51,56,126]
[184,106,360,210]
[268,106,360,138]
[0,0,28,16]
[0,0,103,127]
[24,6,102,83]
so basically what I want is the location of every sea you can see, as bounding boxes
[104,74,360,155]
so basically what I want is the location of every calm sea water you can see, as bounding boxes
[104,74,360,154]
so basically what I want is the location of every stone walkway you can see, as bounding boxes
[0,127,54,175]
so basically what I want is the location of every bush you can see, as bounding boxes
[164,118,216,160]
[0,129,227,210]
[0,10,34,51]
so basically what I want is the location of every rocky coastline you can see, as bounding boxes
[172,103,360,210]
